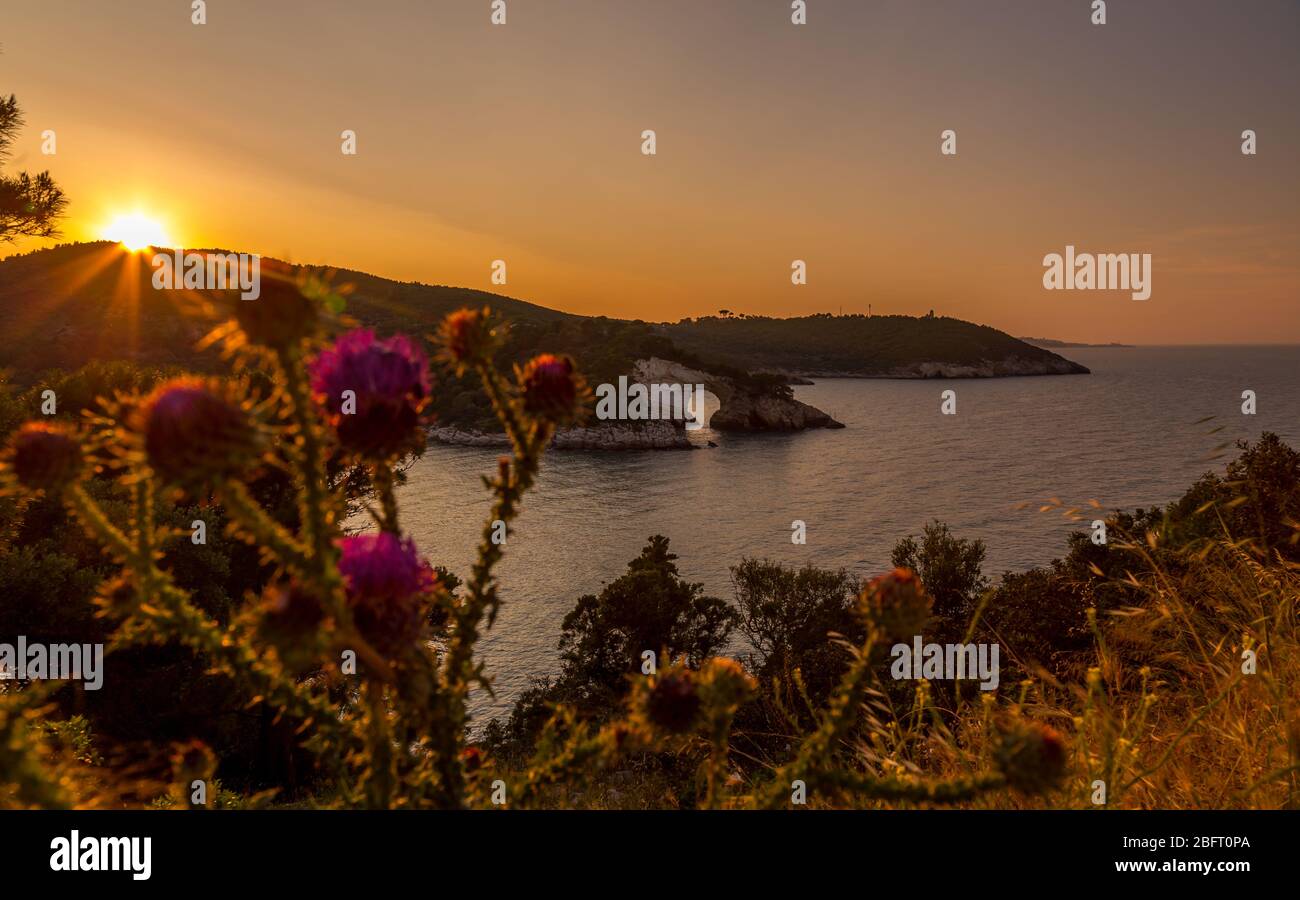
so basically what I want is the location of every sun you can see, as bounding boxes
[102,212,172,251]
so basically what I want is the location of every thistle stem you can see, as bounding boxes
[218,479,314,577]
[276,347,344,608]
[431,362,551,808]
[66,484,135,561]
[372,460,400,534]
[363,680,396,809]
[757,634,879,809]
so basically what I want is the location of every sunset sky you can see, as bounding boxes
[2,0,1296,343]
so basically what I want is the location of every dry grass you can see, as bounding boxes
[513,535,1300,810]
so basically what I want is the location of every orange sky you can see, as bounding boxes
[2,0,1297,343]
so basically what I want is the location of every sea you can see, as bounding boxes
[380,346,1300,723]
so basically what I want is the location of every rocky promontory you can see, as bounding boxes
[427,356,844,451]
[632,357,844,432]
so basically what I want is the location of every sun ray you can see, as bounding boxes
[0,244,125,350]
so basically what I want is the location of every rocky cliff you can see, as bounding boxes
[631,357,843,432]
[427,356,843,450]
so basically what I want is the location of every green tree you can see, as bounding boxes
[0,94,67,242]
[891,521,988,632]
[486,536,737,757]
[556,536,736,708]
[730,558,860,704]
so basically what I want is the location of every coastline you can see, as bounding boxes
[428,421,695,451]
[779,358,1090,379]
[429,359,1091,450]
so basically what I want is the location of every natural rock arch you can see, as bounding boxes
[632,357,842,432]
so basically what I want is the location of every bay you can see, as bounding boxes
[383,346,1300,723]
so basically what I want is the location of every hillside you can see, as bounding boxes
[664,314,1089,377]
[0,244,1087,436]
[0,243,832,437]
[0,242,575,378]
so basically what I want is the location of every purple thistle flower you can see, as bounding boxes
[309,329,432,459]
[336,532,436,656]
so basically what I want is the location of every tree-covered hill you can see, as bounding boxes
[0,242,580,379]
[0,243,776,431]
[0,244,1086,434]
[663,313,1089,377]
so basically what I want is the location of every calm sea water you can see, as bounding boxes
[385,346,1300,723]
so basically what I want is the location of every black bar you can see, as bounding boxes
[4,810,1283,887]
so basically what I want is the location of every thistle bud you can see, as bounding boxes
[436,308,498,372]
[5,422,84,492]
[698,657,757,709]
[993,721,1068,794]
[233,274,319,349]
[136,379,258,487]
[518,353,585,426]
[645,669,701,734]
[858,568,932,639]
